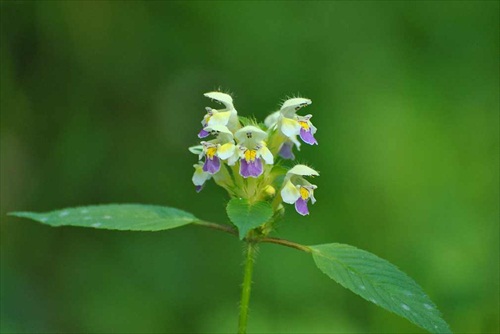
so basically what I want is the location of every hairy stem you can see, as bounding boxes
[194,221,312,253]
[194,221,311,332]
[259,237,312,253]
[193,220,238,236]
[239,241,257,334]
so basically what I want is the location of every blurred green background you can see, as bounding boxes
[1,1,498,333]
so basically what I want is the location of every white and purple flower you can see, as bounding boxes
[233,126,274,178]
[280,164,319,216]
[295,115,317,145]
[265,97,318,146]
[198,92,239,138]
[280,98,317,145]
[201,141,221,174]
[196,125,237,175]
[192,91,320,219]
[192,162,211,192]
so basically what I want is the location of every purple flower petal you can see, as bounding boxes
[299,128,318,145]
[195,185,204,193]
[295,198,310,216]
[198,129,210,138]
[203,156,220,174]
[239,158,263,178]
[278,142,295,160]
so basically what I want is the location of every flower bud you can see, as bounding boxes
[263,185,276,197]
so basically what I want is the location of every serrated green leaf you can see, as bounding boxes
[9,204,197,231]
[310,243,451,334]
[226,199,273,240]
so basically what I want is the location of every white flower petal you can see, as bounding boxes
[236,145,246,159]
[227,152,239,166]
[290,135,301,150]
[217,142,236,160]
[192,165,210,186]
[264,111,280,129]
[280,97,312,118]
[204,124,234,142]
[235,125,268,143]
[204,124,233,136]
[281,98,312,110]
[280,118,301,137]
[207,111,231,126]
[227,112,240,132]
[310,191,317,204]
[287,164,319,177]
[204,92,234,110]
[188,145,203,155]
[281,180,301,204]
[258,145,274,165]
[310,122,317,135]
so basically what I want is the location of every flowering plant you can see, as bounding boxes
[192,92,318,217]
[10,91,451,333]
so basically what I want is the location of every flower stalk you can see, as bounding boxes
[190,91,320,333]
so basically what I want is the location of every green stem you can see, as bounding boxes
[259,237,312,253]
[194,221,312,253]
[194,221,312,331]
[193,220,237,236]
[238,242,257,334]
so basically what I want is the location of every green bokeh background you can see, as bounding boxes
[1,1,498,333]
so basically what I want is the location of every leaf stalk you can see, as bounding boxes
[193,220,312,253]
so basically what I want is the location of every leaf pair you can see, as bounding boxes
[9,204,451,333]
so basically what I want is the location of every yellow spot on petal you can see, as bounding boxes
[299,121,310,131]
[244,149,257,162]
[300,187,310,200]
[206,147,217,159]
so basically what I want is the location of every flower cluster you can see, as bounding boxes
[190,91,319,216]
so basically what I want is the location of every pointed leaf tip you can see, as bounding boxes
[9,204,198,231]
[310,243,452,333]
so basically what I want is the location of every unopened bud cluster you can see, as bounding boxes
[190,92,319,216]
